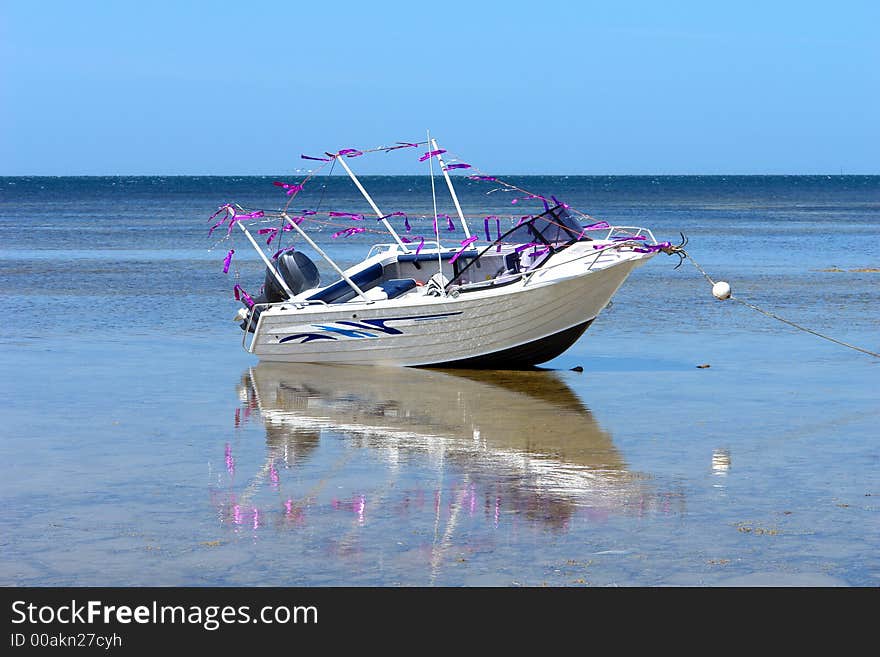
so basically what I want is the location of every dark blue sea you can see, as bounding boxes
[1,175,878,586]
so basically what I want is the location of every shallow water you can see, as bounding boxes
[1,175,878,586]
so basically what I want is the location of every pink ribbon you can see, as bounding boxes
[222,249,234,274]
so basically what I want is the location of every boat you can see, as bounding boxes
[210,137,674,367]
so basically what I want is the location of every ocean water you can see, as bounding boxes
[1,175,878,586]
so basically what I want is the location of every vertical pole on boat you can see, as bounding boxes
[281,213,372,303]
[236,221,295,297]
[427,129,446,297]
[432,139,471,239]
[334,155,408,251]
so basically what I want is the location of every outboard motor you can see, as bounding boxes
[264,251,321,302]
[239,251,321,332]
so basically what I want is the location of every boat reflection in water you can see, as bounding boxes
[214,363,680,541]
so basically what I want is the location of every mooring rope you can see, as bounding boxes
[676,248,880,359]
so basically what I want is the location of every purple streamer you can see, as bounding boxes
[550,195,570,209]
[611,234,647,241]
[468,175,498,182]
[445,163,471,170]
[379,211,411,232]
[208,204,235,236]
[236,210,264,219]
[516,215,532,227]
[301,154,330,161]
[419,149,447,162]
[449,236,479,264]
[233,285,254,308]
[328,211,365,221]
[273,181,304,196]
[582,221,611,231]
[511,194,545,205]
[514,242,541,253]
[222,249,234,274]
[271,245,296,260]
[337,148,364,158]
[495,217,502,252]
[226,214,240,236]
[483,216,494,241]
[332,226,366,239]
[634,241,672,254]
[402,236,425,255]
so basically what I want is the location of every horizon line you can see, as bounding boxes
[2,172,878,178]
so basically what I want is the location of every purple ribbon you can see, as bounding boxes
[483,216,496,241]
[445,163,471,170]
[337,148,363,158]
[328,211,365,221]
[332,226,366,239]
[273,181,304,196]
[468,175,498,182]
[234,285,254,308]
[271,245,296,260]
[402,236,425,255]
[301,154,330,161]
[514,242,541,253]
[259,227,280,244]
[511,194,545,205]
[435,213,455,231]
[222,249,234,274]
[582,221,610,231]
[379,211,411,232]
[634,241,672,254]
[550,195,570,209]
[611,234,647,241]
[208,204,235,236]
[449,236,479,264]
[419,149,447,162]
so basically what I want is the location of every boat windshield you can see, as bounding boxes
[446,205,589,288]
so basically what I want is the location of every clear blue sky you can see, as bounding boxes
[2,0,878,175]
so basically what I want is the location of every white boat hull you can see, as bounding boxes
[248,253,649,367]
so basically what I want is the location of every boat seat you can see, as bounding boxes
[305,263,384,304]
[397,250,479,264]
[380,278,417,299]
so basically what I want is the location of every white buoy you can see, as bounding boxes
[712,281,731,300]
